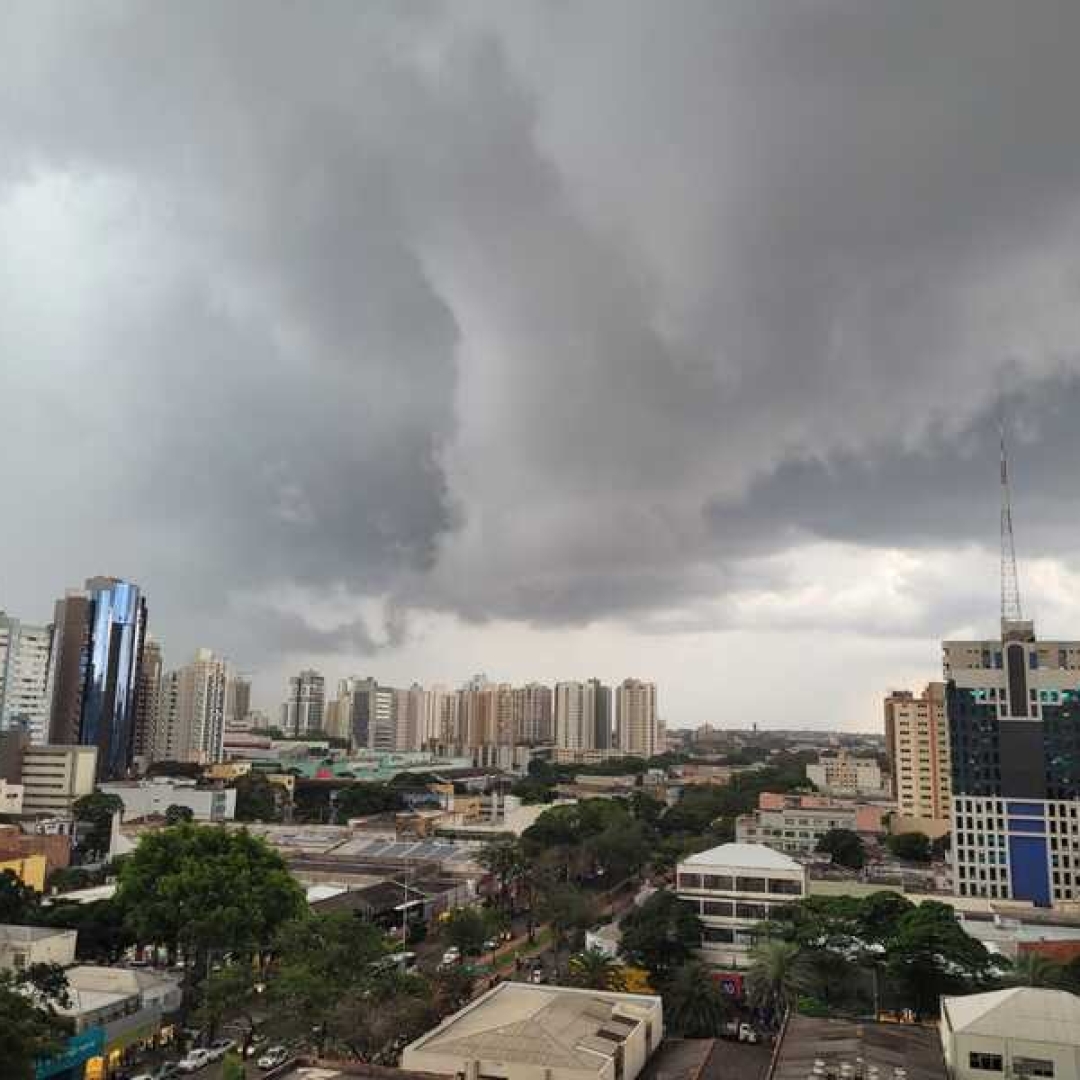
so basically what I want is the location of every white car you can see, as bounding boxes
[177,1049,211,1073]
[257,1046,290,1070]
[440,946,461,967]
[207,1039,235,1061]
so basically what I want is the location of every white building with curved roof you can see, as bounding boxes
[676,842,806,969]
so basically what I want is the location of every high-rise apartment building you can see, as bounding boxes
[338,677,396,750]
[47,577,148,779]
[512,683,553,744]
[586,678,612,750]
[555,680,612,751]
[226,675,251,730]
[155,649,230,763]
[884,683,951,835]
[946,621,1080,906]
[0,613,54,744]
[133,637,163,761]
[281,669,325,736]
[615,679,659,758]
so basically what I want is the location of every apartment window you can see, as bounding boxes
[735,902,769,920]
[703,927,734,943]
[735,876,767,893]
[969,1053,1003,1072]
[702,874,734,891]
[768,879,802,895]
[1013,1060,1053,1078]
[679,874,702,890]
[703,900,734,917]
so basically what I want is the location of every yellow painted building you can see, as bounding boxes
[0,853,47,891]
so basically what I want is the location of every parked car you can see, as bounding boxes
[207,1039,235,1062]
[483,938,501,952]
[257,1046,290,1071]
[440,946,461,967]
[177,1049,211,1073]
[529,966,546,984]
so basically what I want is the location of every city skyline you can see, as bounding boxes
[9,4,1080,729]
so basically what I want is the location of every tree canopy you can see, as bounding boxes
[619,890,702,981]
[73,792,124,857]
[885,832,932,863]
[816,828,867,870]
[115,823,305,960]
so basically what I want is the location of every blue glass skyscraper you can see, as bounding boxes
[48,577,148,779]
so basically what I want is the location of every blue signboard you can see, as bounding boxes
[36,1027,105,1079]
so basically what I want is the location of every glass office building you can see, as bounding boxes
[49,577,148,780]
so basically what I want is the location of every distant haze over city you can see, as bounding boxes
[7,3,1080,728]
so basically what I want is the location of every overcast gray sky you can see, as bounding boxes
[5,1,1080,730]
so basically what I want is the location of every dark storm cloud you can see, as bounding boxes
[4,0,1080,668]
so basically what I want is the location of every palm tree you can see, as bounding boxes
[567,948,626,991]
[746,940,814,1022]
[478,839,526,915]
[1006,952,1066,988]
[663,962,733,1037]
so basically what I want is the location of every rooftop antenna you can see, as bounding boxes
[1000,416,1023,629]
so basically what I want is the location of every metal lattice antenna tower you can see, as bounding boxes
[1000,421,1023,626]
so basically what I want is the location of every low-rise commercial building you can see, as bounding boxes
[98,777,236,821]
[941,987,1080,1080]
[769,1014,947,1080]
[0,852,46,890]
[0,823,72,874]
[0,923,77,971]
[56,965,182,1076]
[736,792,886,856]
[402,982,663,1080]
[18,743,98,815]
[676,842,805,968]
[806,749,887,797]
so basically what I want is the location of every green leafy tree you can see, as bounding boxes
[269,912,388,1048]
[662,962,733,1037]
[538,884,600,973]
[885,832,932,863]
[331,989,435,1064]
[195,963,257,1044]
[73,792,124,857]
[586,820,653,883]
[745,940,814,1022]
[233,772,285,822]
[478,839,527,913]
[332,782,403,819]
[1005,951,1066,988]
[441,907,498,956]
[619,890,702,981]
[0,869,40,922]
[116,824,305,971]
[432,967,476,1015]
[567,948,626,991]
[816,828,866,870]
[628,790,664,826]
[0,969,71,1080]
[165,804,195,826]
[884,901,998,1018]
